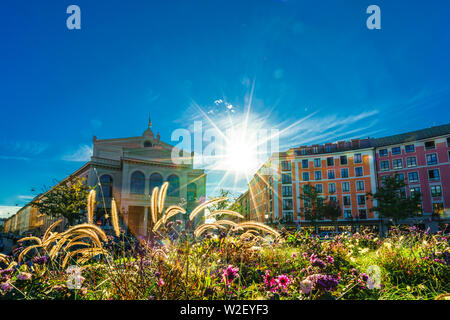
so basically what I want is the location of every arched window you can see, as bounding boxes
[187,183,197,202]
[130,171,145,194]
[143,141,153,147]
[167,174,180,196]
[99,175,113,198]
[149,172,163,192]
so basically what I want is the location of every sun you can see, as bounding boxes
[222,128,259,175]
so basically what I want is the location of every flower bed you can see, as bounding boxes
[1,225,448,300]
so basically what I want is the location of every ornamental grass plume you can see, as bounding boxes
[189,197,228,221]
[237,222,281,238]
[206,210,244,220]
[151,186,159,224]
[111,198,120,237]
[158,182,169,214]
[17,236,42,246]
[87,189,96,224]
[0,254,9,265]
[194,223,222,237]
[42,219,63,242]
[163,206,186,223]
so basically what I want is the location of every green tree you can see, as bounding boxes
[32,177,92,226]
[207,189,239,221]
[321,199,342,230]
[299,184,325,230]
[321,199,341,220]
[367,175,422,224]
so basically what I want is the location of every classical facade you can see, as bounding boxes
[5,120,206,238]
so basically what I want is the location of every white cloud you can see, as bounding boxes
[0,206,21,219]
[17,195,34,200]
[62,144,92,162]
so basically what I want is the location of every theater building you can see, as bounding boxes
[5,120,206,238]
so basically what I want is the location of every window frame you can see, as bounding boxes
[379,149,388,157]
[380,160,389,171]
[406,156,417,167]
[408,171,419,183]
[342,181,350,192]
[426,153,438,165]
[355,167,363,177]
[392,158,403,169]
[405,144,415,153]
[391,147,401,155]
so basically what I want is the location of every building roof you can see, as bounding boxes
[284,122,450,155]
[372,123,450,147]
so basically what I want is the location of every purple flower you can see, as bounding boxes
[0,268,14,276]
[360,273,369,281]
[310,254,326,268]
[0,282,14,292]
[17,272,32,281]
[32,255,48,265]
[12,247,23,255]
[307,274,340,292]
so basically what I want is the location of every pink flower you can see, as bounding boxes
[326,256,334,264]
[269,278,279,292]
[276,275,291,288]
[292,252,298,259]
[157,278,165,287]
[222,265,239,287]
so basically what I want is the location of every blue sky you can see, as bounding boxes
[0,0,449,206]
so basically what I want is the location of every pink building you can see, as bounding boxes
[374,124,450,217]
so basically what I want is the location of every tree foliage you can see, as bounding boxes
[207,189,240,221]
[31,177,92,226]
[367,175,422,224]
[300,183,341,224]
